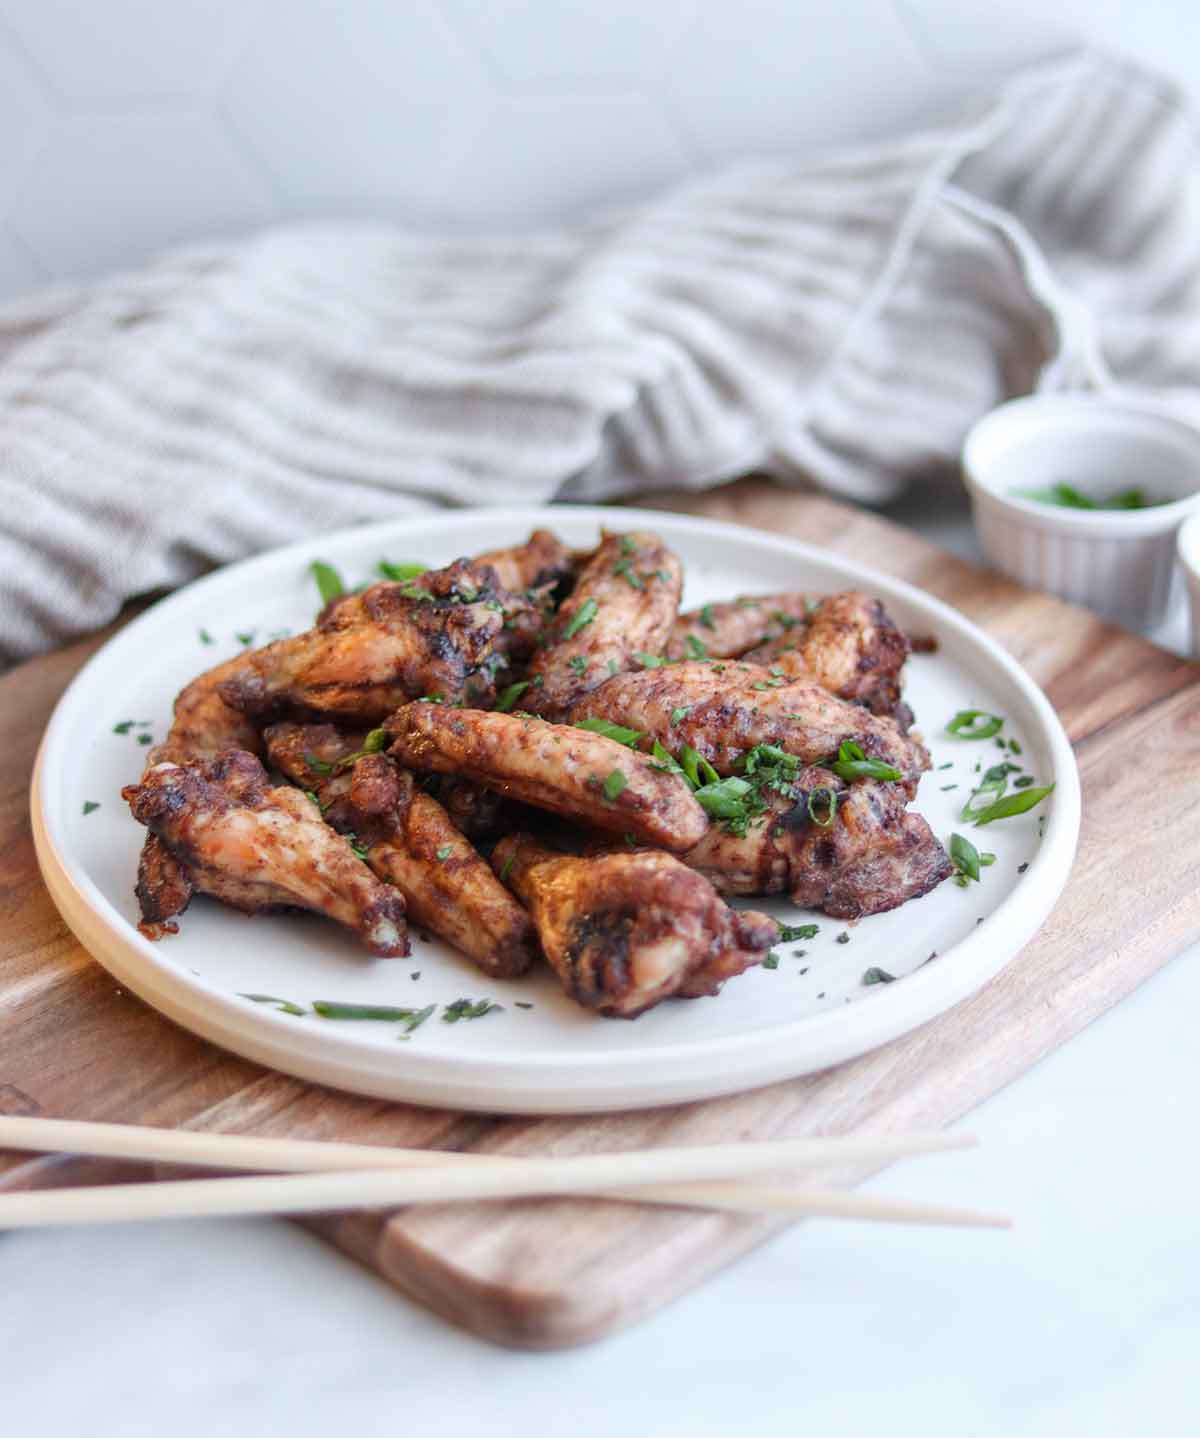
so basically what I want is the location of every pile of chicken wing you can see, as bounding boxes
[122,527,952,1019]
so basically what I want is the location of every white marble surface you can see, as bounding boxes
[3,499,1197,1435]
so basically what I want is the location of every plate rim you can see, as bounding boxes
[32,503,1081,1112]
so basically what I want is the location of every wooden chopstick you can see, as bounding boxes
[0,1118,1008,1230]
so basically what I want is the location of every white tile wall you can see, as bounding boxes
[0,0,1193,299]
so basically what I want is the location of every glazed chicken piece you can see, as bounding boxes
[569,660,929,789]
[523,531,683,719]
[666,593,814,661]
[122,750,408,955]
[218,559,537,723]
[682,765,952,919]
[469,528,576,596]
[134,651,272,935]
[264,723,537,978]
[384,703,709,850]
[748,591,911,720]
[492,835,778,1018]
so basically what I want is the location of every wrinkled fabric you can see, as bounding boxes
[2,50,1197,661]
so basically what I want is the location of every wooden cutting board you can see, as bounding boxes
[4,479,1199,1349]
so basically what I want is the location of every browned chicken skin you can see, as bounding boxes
[666,592,814,661]
[470,529,576,595]
[219,559,536,723]
[264,723,537,978]
[385,703,709,850]
[492,834,777,1018]
[523,531,683,719]
[682,766,952,919]
[569,660,929,789]
[123,750,409,956]
[749,591,911,720]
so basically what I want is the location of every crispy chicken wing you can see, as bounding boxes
[666,592,813,661]
[219,559,536,723]
[569,660,929,788]
[470,529,576,595]
[264,723,536,978]
[122,750,408,955]
[682,766,952,919]
[385,703,709,850]
[749,591,911,720]
[523,531,683,718]
[492,834,777,1018]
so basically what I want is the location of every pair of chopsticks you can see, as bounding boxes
[0,1116,1009,1230]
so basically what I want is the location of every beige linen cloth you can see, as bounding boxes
[1,49,1197,662]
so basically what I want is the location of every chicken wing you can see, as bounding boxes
[666,593,814,661]
[682,765,952,919]
[470,528,576,596]
[492,835,777,1018]
[219,559,536,723]
[569,660,929,788]
[264,723,537,978]
[123,750,408,955]
[384,703,709,850]
[748,591,911,720]
[523,531,683,718]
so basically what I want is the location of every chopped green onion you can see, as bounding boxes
[679,744,720,789]
[685,634,709,661]
[807,786,838,827]
[699,604,716,631]
[669,706,692,726]
[495,680,530,712]
[830,739,902,783]
[945,709,1004,740]
[634,652,667,668]
[603,769,628,801]
[442,997,503,1023]
[239,992,306,1016]
[949,831,982,882]
[693,775,753,819]
[562,597,598,640]
[82,801,100,815]
[762,951,780,970]
[313,1001,426,1022]
[378,560,428,581]
[972,783,1055,826]
[436,844,453,861]
[960,777,1006,822]
[310,559,344,606]
[862,967,896,986]
[777,922,819,942]
[499,852,516,883]
[575,717,643,748]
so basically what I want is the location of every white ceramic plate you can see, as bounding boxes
[32,506,1080,1114]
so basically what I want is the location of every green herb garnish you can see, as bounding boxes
[634,652,667,668]
[240,992,306,1016]
[310,559,344,606]
[82,801,100,815]
[612,559,644,590]
[495,680,530,712]
[762,951,780,970]
[575,717,643,747]
[442,997,503,1023]
[562,598,598,640]
[568,655,590,676]
[1017,481,1159,511]
[436,844,453,861]
[950,831,982,883]
[829,739,902,783]
[198,628,214,645]
[602,769,628,801]
[685,634,709,661]
[862,967,896,986]
[777,923,819,942]
[945,709,1004,740]
[669,705,692,726]
[807,786,837,827]
[972,783,1055,826]
[499,852,516,883]
[378,560,428,581]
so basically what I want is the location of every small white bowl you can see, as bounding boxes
[962,394,1200,629]
[1177,512,1200,658]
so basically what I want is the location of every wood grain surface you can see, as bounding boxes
[3,479,1198,1349]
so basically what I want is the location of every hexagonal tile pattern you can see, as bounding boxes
[445,94,693,227]
[0,0,266,101]
[0,41,49,211]
[11,111,275,280]
[446,0,691,91]
[222,0,487,216]
[0,228,41,302]
[658,0,947,163]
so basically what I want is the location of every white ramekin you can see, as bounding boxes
[962,394,1200,630]
[1177,512,1200,658]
